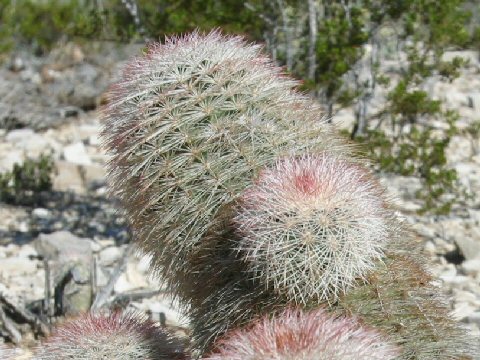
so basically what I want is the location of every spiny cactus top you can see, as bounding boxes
[34,311,186,360]
[101,30,348,273]
[203,308,400,360]
[234,153,395,304]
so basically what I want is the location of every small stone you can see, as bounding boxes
[452,302,477,320]
[8,56,26,72]
[439,264,457,282]
[424,241,436,255]
[63,142,92,165]
[468,92,480,110]
[58,106,80,118]
[88,134,101,146]
[77,124,100,140]
[17,244,37,258]
[52,160,85,194]
[99,246,121,265]
[81,163,105,189]
[0,151,23,173]
[0,257,37,276]
[34,231,93,260]
[461,259,480,276]
[467,311,480,328]
[413,223,436,239]
[17,221,29,233]
[6,129,51,154]
[32,208,51,218]
[97,238,116,248]
[456,237,480,260]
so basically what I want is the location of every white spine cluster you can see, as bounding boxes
[234,154,395,303]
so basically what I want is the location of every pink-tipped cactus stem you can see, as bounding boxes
[34,311,187,360]
[234,153,395,304]
[204,307,400,360]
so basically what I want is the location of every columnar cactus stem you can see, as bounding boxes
[101,30,348,278]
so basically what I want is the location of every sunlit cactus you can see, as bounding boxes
[34,311,187,360]
[337,249,479,360]
[101,30,347,277]
[203,308,400,360]
[234,153,395,304]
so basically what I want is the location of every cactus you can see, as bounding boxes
[203,308,400,360]
[101,30,348,278]
[337,249,478,360]
[101,30,478,360]
[34,311,187,360]
[234,153,396,304]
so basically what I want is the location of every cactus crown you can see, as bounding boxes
[234,153,395,304]
[204,308,400,360]
[34,311,186,360]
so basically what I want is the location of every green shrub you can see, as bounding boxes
[0,154,55,206]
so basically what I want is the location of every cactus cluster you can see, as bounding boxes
[33,30,478,359]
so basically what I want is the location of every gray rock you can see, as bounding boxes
[34,231,94,315]
[34,231,92,261]
[467,311,480,328]
[52,160,85,194]
[461,259,480,276]
[8,56,26,72]
[467,92,480,110]
[63,142,92,166]
[5,128,51,155]
[456,237,480,261]
[32,208,51,218]
[0,71,64,130]
[0,150,23,173]
[81,163,106,189]
[99,246,121,265]
[0,257,37,276]
[52,63,105,110]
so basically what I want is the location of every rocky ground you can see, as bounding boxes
[0,42,479,357]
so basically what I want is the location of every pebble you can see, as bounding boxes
[32,208,51,218]
[63,142,92,165]
[99,246,121,265]
[461,259,480,276]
